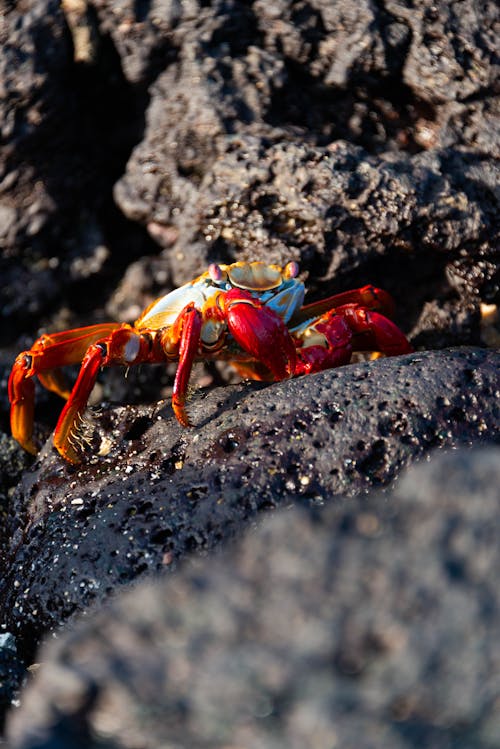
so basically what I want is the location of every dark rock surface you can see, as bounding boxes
[5,446,500,749]
[0,0,156,341]
[1,347,499,659]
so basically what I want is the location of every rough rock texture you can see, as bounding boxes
[1,347,499,658]
[1,0,498,346]
[0,0,156,340]
[6,447,500,749]
[111,0,499,346]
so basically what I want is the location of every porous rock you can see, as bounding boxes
[6,446,500,749]
[1,348,498,655]
[0,0,154,341]
[117,105,499,350]
[110,0,499,349]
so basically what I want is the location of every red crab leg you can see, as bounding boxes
[294,305,412,377]
[164,303,203,427]
[221,288,297,380]
[341,306,413,356]
[291,285,396,326]
[9,323,121,456]
[294,316,354,376]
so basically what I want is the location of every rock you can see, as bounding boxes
[6,446,500,749]
[0,0,155,340]
[1,348,498,655]
[117,116,500,350]
[0,635,26,735]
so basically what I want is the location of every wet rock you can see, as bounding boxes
[6,446,500,749]
[0,348,498,656]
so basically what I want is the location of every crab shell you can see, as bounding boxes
[135,261,305,351]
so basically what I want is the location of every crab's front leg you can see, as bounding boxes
[9,324,121,456]
[53,326,156,463]
[292,315,354,376]
[158,303,203,427]
[340,305,413,356]
[220,288,297,379]
[163,293,297,425]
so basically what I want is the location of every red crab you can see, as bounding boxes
[9,261,413,463]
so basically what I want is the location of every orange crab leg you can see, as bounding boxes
[8,323,122,456]
[36,325,124,398]
[53,325,154,462]
[9,363,37,455]
[53,342,108,463]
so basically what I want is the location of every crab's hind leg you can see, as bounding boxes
[9,324,121,456]
[341,306,413,356]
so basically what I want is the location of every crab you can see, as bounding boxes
[9,260,413,463]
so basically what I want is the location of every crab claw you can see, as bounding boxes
[222,288,296,379]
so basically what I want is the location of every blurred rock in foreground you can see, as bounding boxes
[6,446,500,749]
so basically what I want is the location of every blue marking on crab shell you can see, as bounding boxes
[288,315,317,336]
[265,280,305,323]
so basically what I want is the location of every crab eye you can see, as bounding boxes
[284,261,299,279]
[208,263,223,282]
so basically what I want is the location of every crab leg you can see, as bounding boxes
[53,342,109,463]
[293,304,412,377]
[291,285,396,326]
[9,323,122,456]
[341,306,413,356]
[165,304,203,427]
[53,325,154,463]
[294,315,354,376]
[8,365,37,455]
